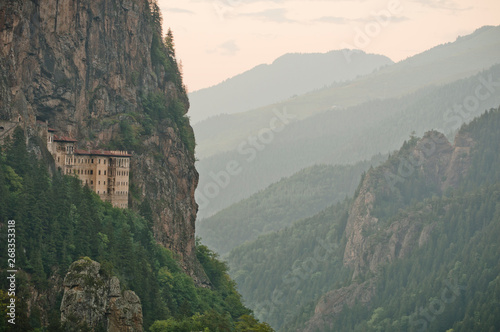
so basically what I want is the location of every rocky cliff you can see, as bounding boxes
[303,130,474,330]
[60,258,143,331]
[0,0,206,283]
[343,131,473,278]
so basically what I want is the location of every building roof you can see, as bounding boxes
[53,135,77,142]
[74,149,132,157]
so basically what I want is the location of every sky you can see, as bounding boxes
[157,0,500,92]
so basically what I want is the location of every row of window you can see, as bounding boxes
[79,178,130,189]
[117,158,129,167]
[67,168,130,177]
[77,169,94,175]
[65,157,108,165]
[63,156,131,166]
[96,190,128,195]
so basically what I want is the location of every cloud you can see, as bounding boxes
[207,40,240,56]
[357,15,409,23]
[239,8,297,23]
[314,15,408,25]
[162,7,195,15]
[315,16,348,24]
[411,0,472,11]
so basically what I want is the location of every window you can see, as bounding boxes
[104,170,106,175]
[91,159,94,163]
[98,181,101,185]
[104,181,106,185]
[91,180,93,184]
[98,170,101,175]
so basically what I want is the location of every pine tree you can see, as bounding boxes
[164,28,175,58]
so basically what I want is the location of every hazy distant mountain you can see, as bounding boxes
[194,25,500,159]
[188,50,393,123]
[195,64,500,219]
[194,26,500,219]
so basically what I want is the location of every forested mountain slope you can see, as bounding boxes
[0,129,271,331]
[0,0,272,330]
[196,64,500,218]
[226,107,500,331]
[0,0,202,281]
[197,155,386,255]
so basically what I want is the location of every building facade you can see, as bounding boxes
[47,127,131,208]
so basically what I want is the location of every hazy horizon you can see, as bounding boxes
[158,0,500,92]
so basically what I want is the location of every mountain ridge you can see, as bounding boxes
[194,25,500,160]
[188,50,393,123]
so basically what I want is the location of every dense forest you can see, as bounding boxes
[227,107,500,331]
[0,128,271,331]
[197,154,386,255]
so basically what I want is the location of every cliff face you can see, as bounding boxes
[303,280,376,332]
[303,131,474,329]
[60,258,143,331]
[343,131,473,278]
[0,0,205,282]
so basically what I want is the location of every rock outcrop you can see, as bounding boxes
[60,258,143,331]
[343,131,473,278]
[303,130,475,329]
[303,280,376,332]
[0,0,206,284]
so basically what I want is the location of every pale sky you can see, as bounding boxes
[157,0,500,92]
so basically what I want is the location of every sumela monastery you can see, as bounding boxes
[0,119,131,208]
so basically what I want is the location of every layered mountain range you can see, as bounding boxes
[194,26,500,219]
[226,107,500,331]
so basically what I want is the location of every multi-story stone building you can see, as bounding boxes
[46,126,131,208]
